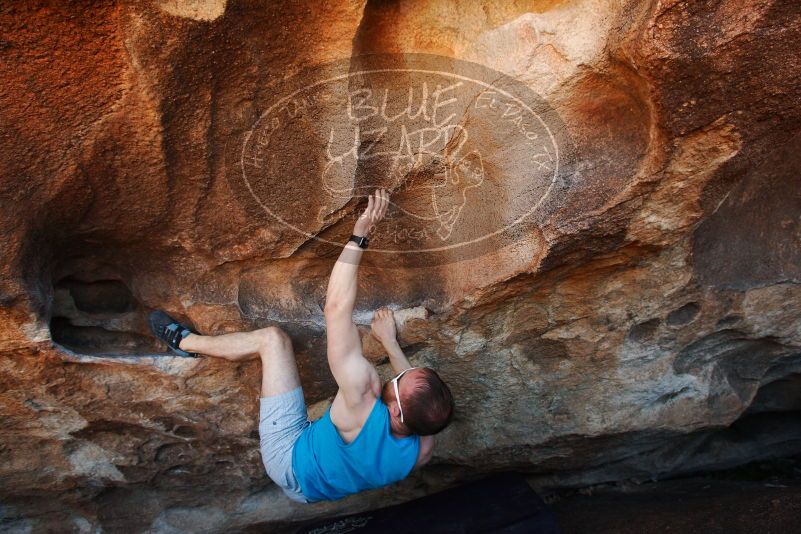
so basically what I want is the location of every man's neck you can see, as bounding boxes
[389,416,413,438]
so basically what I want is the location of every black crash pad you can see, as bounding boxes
[295,472,562,534]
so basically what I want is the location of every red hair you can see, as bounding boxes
[402,367,454,436]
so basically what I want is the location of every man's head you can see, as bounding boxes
[382,367,454,436]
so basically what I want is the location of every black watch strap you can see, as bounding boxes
[349,234,369,249]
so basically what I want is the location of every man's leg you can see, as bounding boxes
[180,326,301,397]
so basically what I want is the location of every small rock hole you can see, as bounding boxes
[50,276,161,356]
[58,277,136,314]
[626,318,661,343]
[666,302,700,326]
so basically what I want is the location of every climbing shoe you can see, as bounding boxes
[148,310,197,357]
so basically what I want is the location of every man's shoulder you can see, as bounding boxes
[330,390,379,441]
[333,359,380,405]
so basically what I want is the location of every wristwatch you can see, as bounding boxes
[349,234,369,249]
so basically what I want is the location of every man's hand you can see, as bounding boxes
[353,188,389,237]
[371,307,397,345]
[372,307,413,374]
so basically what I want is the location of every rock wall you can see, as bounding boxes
[1,0,800,532]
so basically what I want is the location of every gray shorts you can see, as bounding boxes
[259,386,312,504]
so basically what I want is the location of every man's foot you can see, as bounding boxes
[148,310,197,357]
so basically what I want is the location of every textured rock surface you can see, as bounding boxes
[1,0,800,532]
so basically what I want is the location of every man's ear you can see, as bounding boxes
[388,400,400,419]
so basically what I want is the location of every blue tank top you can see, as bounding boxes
[292,395,420,502]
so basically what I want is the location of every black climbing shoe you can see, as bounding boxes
[148,310,197,357]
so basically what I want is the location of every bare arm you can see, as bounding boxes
[324,189,389,404]
[372,309,435,461]
[413,435,435,470]
[370,308,412,375]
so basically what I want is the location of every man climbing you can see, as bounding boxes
[148,188,455,503]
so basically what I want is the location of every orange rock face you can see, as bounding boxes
[1,0,800,531]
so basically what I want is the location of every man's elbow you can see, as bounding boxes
[422,450,434,466]
[413,451,433,471]
[416,440,434,468]
[323,299,348,319]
